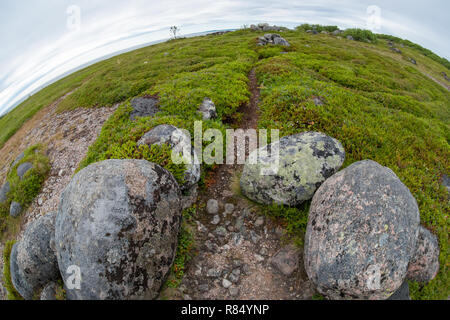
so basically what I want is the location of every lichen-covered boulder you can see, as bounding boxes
[10,212,59,300]
[137,124,200,190]
[304,160,420,300]
[0,181,10,203]
[198,98,217,120]
[17,162,33,180]
[55,159,182,300]
[129,96,160,120]
[10,201,22,217]
[240,131,345,206]
[407,226,439,283]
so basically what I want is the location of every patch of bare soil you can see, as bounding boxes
[162,69,315,300]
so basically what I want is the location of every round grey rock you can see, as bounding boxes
[55,159,182,300]
[10,201,22,218]
[0,181,10,203]
[17,162,33,180]
[10,212,58,300]
[130,96,160,120]
[198,98,217,120]
[240,131,345,206]
[137,124,200,190]
[206,199,219,215]
[406,226,439,283]
[304,160,420,300]
[10,152,25,169]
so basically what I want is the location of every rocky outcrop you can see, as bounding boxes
[10,212,59,300]
[137,124,200,190]
[198,98,217,120]
[55,159,182,300]
[250,23,283,32]
[304,160,421,300]
[257,34,290,46]
[240,131,345,206]
[130,96,160,120]
[406,226,439,283]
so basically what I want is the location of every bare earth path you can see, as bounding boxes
[164,69,315,300]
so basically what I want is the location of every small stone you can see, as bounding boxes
[228,272,240,283]
[229,287,239,297]
[207,199,219,215]
[58,169,65,177]
[222,279,232,288]
[214,226,227,237]
[10,201,22,218]
[38,198,43,206]
[198,284,209,292]
[196,221,208,233]
[254,216,265,227]
[198,98,217,120]
[235,217,244,230]
[211,215,220,225]
[207,268,221,278]
[224,203,235,214]
[254,254,264,262]
[270,245,300,276]
[184,294,192,300]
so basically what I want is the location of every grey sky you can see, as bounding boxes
[0,0,449,116]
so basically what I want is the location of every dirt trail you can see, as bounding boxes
[165,69,314,300]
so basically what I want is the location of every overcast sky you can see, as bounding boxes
[0,0,448,116]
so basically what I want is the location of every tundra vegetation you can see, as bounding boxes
[0,25,448,300]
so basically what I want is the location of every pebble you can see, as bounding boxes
[211,215,220,225]
[207,199,219,214]
[222,279,232,288]
[254,254,265,262]
[254,216,265,227]
[229,287,239,297]
[224,203,235,214]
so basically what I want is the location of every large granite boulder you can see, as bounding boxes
[304,160,421,300]
[240,131,345,206]
[406,226,439,283]
[55,159,182,300]
[10,212,59,300]
[0,181,10,203]
[137,124,200,190]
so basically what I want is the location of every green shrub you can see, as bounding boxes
[296,24,339,33]
[343,28,378,43]
[2,240,23,300]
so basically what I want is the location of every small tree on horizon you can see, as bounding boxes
[170,26,180,39]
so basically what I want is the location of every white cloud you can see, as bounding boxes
[0,0,448,116]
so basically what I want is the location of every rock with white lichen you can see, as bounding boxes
[55,159,182,300]
[240,131,345,206]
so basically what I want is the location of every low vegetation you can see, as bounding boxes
[0,144,50,241]
[0,25,448,300]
